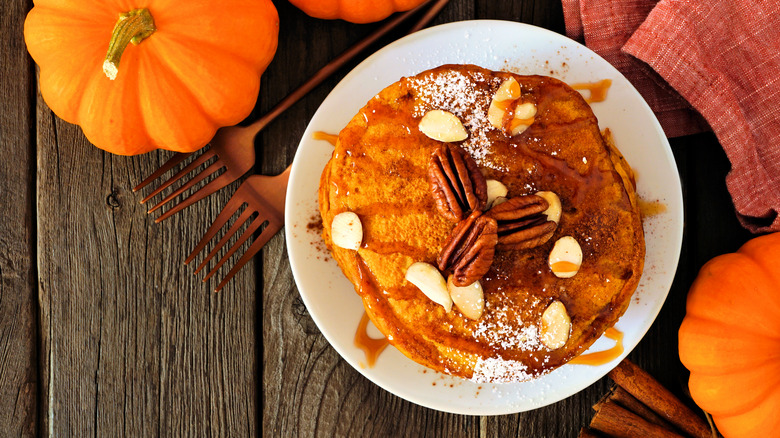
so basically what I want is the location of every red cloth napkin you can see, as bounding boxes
[563,0,780,233]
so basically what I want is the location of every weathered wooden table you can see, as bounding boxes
[1,0,754,436]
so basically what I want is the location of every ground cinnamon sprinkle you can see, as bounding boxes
[307,211,330,258]
[306,213,323,233]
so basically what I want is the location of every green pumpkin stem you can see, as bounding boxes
[103,8,156,80]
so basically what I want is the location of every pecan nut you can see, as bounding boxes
[486,195,557,250]
[428,144,487,222]
[437,211,498,287]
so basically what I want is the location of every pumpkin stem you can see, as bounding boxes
[103,8,156,80]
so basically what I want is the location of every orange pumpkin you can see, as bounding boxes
[289,0,427,23]
[679,232,780,437]
[24,0,279,155]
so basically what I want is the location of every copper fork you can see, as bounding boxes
[185,166,290,292]
[133,0,447,222]
[134,126,257,223]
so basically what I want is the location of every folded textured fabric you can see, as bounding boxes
[563,0,780,233]
[561,0,710,139]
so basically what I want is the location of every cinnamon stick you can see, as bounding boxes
[590,401,684,438]
[609,360,711,438]
[594,385,676,431]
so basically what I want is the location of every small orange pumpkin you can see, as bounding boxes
[24,0,279,155]
[289,0,427,23]
[679,232,780,437]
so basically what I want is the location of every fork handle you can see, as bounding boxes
[279,164,291,185]
[242,0,444,139]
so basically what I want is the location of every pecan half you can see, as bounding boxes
[428,144,488,222]
[437,211,498,287]
[486,195,557,250]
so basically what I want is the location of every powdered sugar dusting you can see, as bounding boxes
[409,70,488,118]
[408,70,508,171]
[472,357,534,383]
[468,295,546,383]
[473,297,542,351]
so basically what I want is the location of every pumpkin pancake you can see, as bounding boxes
[318,64,644,382]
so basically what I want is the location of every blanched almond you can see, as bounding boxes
[331,212,363,250]
[509,121,531,136]
[447,276,484,320]
[513,102,537,119]
[406,262,452,312]
[491,196,508,207]
[486,179,508,208]
[488,101,507,129]
[419,110,468,143]
[488,78,521,129]
[509,102,537,136]
[494,77,522,102]
[540,300,571,349]
[548,236,582,278]
[535,191,562,224]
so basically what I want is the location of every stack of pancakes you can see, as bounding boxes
[318,64,644,382]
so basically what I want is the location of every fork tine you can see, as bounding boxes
[133,152,190,193]
[153,172,238,223]
[213,223,281,292]
[201,215,268,282]
[192,206,254,273]
[185,193,248,265]
[140,148,217,204]
[147,159,223,214]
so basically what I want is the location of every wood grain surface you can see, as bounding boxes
[1,0,38,436]
[0,0,754,437]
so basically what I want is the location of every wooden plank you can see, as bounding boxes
[0,0,38,436]
[681,133,753,266]
[35,25,258,438]
[37,113,259,435]
[477,0,566,30]
[260,1,483,437]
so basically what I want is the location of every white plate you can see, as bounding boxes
[285,20,683,415]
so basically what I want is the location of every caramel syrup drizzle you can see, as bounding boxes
[571,79,612,103]
[550,261,580,274]
[354,311,389,367]
[355,312,624,368]
[569,327,624,366]
[312,131,339,146]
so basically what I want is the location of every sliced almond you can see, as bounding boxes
[406,262,452,312]
[535,191,562,224]
[509,102,537,136]
[485,179,508,208]
[331,212,363,250]
[540,300,571,349]
[447,276,484,320]
[494,77,522,102]
[491,196,508,207]
[489,78,538,135]
[487,100,507,129]
[548,236,582,278]
[419,110,468,143]
[509,121,531,136]
[513,102,537,119]
[488,77,521,129]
